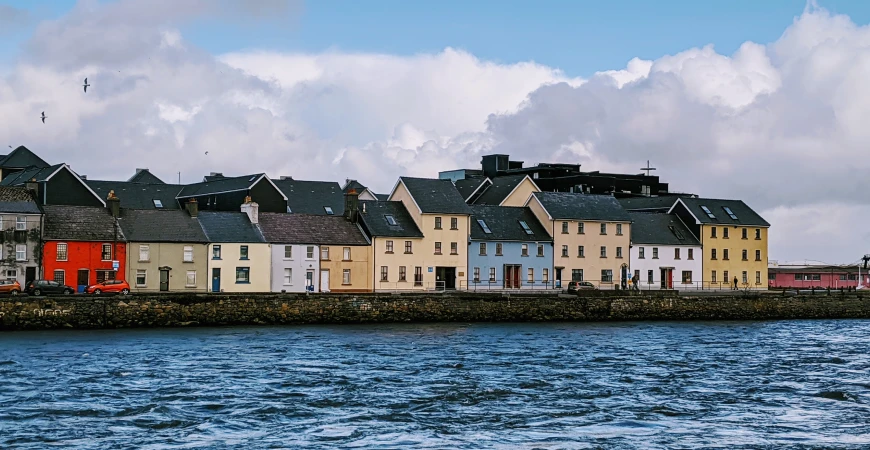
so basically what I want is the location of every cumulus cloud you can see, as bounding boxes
[0,5,29,33]
[0,1,869,262]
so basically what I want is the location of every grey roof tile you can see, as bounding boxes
[399,177,472,214]
[0,163,64,186]
[177,174,263,198]
[0,186,40,214]
[272,179,345,215]
[357,201,423,238]
[87,180,182,210]
[454,178,487,201]
[473,174,529,205]
[469,205,551,241]
[259,213,369,245]
[43,205,124,241]
[618,195,683,212]
[127,169,165,184]
[532,192,631,222]
[628,212,700,246]
[676,197,770,227]
[0,146,50,169]
[197,211,265,243]
[118,209,208,242]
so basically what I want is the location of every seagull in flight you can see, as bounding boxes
[205,151,209,155]
[41,112,46,124]
[83,78,90,93]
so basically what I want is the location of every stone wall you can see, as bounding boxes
[2,291,870,331]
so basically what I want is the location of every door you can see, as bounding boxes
[320,270,330,292]
[660,269,673,289]
[555,268,562,288]
[212,268,221,292]
[306,270,315,292]
[443,267,456,290]
[77,269,89,292]
[159,269,170,291]
[25,267,36,286]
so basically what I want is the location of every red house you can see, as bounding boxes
[42,202,127,292]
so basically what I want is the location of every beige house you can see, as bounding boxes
[197,199,270,293]
[526,192,632,288]
[461,174,541,207]
[357,200,425,291]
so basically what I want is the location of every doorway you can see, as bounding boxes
[212,268,221,292]
[504,265,521,289]
[306,270,315,292]
[660,268,673,290]
[76,269,89,293]
[159,269,170,291]
[555,268,563,288]
[320,270,330,292]
[435,266,456,290]
[25,267,37,286]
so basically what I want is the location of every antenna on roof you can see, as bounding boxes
[178,172,181,184]
[641,160,656,176]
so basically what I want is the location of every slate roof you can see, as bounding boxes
[196,211,265,243]
[177,174,264,198]
[343,179,367,193]
[374,193,389,201]
[118,209,208,242]
[473,174,530,205]
[259,213,369,245]
[0,163,64,186]
[469,205,551,241]
[357,201,423,238]
[0,186,41,214]
[675,197,770,227]
[87,180,182,210]
[532,192,631,222]
[0,146,50,169]
[272,179,345,215]
[618,195,683,212]
[628,212,700,246]
[42,205,124,241]
[399,177,472,215]
[127,169,165,184]
[454,178,487,201]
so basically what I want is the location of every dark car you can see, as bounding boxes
[25,280,75,296]
[565,281,597,293]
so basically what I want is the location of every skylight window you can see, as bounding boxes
[723,206,738,220]
[153,199,163,208]
[700,205,716,219]
[669,225,684,240]
[477,219,492,234]
[518,220,534,235]
[324,206,334,215]
[385,215,397,226]
[249,176,256,182]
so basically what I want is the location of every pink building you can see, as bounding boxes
[768,264,870,290]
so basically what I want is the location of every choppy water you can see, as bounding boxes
[1,321,870,449]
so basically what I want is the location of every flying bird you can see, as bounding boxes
[83,78,90,93]
[205,151,209,155]
[40,112,46,124]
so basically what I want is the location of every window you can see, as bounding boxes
[235,267,250,283]
[343,247,351,261]
[742,228,748,239]
[213,245,221,259]
[283,268,292,285]
[527,268,534,284]
[742,249,748,261]
[473,267,480,283]
[136,244,148,262]
[380,266,388,281]
[572,269,583,281]
[639,247,645,259]
[240,245,250,260]
[601,270,613,283]
[324,206,334,215]
[561,245,568,257]
[306,246,314,259]
[711,249,717,260]
[284,245,292,259]
[711,271,717,283]
[385,215,397,226]
[56,243,68,261]
[435,242,442,255]
[519,221,534,235]
[53,270,65,285]
[399,266,407,282]
[755,229,761,240]
[153,199,163,208]
[477,219,492,234]
[600,223,607,235]
[404,241,412,254]
[742,271,748,284]
[724,271,729,282]
[652,248,659,259]
[183,245,193,262]
[186,271,196,287]
[600,246,607,258]
[496,243,503,256]
[578,246,585,258]
[675,248,681,260]
[414,267,423,285]
[96,270,116,283]
[5,269,16,279]
[561,222,569,234]
[723,249,729,260]
[521,244,529,256]
[136,269,147,287]
[723,206,738,220]
[616,247,623,258]
[700,205,716,219]
[15,216,26,230]
[342,269,351,285]
[616,224,623,235]
[578,222,585,234]
[16,244,26,261]
[723,228,729,239]
[688,249,694,260]
[755,250,761,262]
[321,247,330,260]
[435,217,442,229]
[647,270,654,284]
[711,227,717,238]
[450,242,458,255]
[479,242,487,255]
[537,244,544,257]
[386,240,394,253]
[489,267,496,282]
[450,217,458,230]
[755,271,761,284]
[543,269,549,283]
[101,243,112,261]
[682,271,693,284]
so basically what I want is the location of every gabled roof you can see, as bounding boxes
[396,177,472,215]
[177,173,286,200]
[531,192,631,222]
[127,169,165,184]
[618,195,682,212]
[343,179,379,200]
[272,179,345,215]
[473,174,532,205]
[258,213,370,245]
[628,212,700,246]
[42,205,124,241]
[357,201,424,238]
[196,211,266,243]
[454,178,488,201]
[0,163,105,207]
[0,186,41,214]
[0,146,50,169]
[87,180,182,210]
[374,193,389,201]
[671,197,770,227]
[469,205,551,241]
[118,209,207,242]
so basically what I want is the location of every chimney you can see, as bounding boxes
[186,198,198,218]
[241,195,259,224]
[25,178,38,199]
[107,190,120,218]
[80,175,87,180]
[344,188,359,221]
[280,176,293,180]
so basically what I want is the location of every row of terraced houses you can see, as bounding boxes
[0,146,771,292]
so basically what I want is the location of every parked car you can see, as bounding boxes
[86,279,130,295]
[565,281,597,293]
[25,280,75,296]
[0,280,22,296]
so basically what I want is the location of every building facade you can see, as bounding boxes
[197,203,270,293]
[768,263,870,290]
[356,200,425,291]
[628,212,702,290]
[0,187,43,286]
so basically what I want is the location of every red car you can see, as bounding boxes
[86,279,130,295]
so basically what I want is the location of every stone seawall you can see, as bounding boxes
[2,291,870,331]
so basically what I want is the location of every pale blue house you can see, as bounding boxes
[467,205,554,290]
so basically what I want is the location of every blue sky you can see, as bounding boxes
[3,0,870,76]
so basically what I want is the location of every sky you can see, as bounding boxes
[1,0,869,264]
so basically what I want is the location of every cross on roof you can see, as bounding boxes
[641,160,657,176]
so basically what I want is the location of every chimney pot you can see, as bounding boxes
[186,198,199,218]
[107,190,120,218]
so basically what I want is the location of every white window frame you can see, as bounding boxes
[343,247,351,260]
[186,270,197,287]
[56,243,68,261]
[284,268,292,285]
[15,216,26,230]
[284,245,293,259]
[183,245,194,262]
[15,244,26,261]
[101,243,112,261]
[139,244,149,262]
[342,269,351,285]
[306,246,315,259]
[136,269,147,287]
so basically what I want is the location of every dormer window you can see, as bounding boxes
[324,206,334,215]
[518,221,534,235]
[153,199,163,208]
[385,215,397,226]
[700,205,716,219]
[477,219,492,234]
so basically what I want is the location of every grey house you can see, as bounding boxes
[0,186,42,285]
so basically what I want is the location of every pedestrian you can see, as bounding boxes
[733,276,738,290]
[632,274,639,291]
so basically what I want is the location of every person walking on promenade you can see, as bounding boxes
[733,276,739,290]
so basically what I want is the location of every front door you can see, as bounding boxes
[76,269,89,293]
[660,268,673,289]
[212,268,221,292]
[320,270,330,292]
[555,268,562,288]
[159,269,170,291]
[435,267,456,290]
[25,267,37,286]
[306,270,315,292]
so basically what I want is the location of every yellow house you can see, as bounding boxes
[197,201,271,293]
[386,177,472,290]
[669,198,770,289]
[357,200,425,291]
[525,192,632,288]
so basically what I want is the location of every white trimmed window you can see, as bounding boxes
[343,247,351,260]
[139,244,149,262]
[15,244,26,261]
[342,269,351,285]
[284,268,292,285]
[306,246,315,259]
[284,245,292,259]
[183,245,193,262]
[56,243,68,261]
[16,216,26,230]
[186,271,196,287]
[136,269,147,287]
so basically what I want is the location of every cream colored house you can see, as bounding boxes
[357,200,425,291]
[525,192,632,289]
[197,199,270,293]
[464,174,541,207]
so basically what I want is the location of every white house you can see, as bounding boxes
[628,212,702,290]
